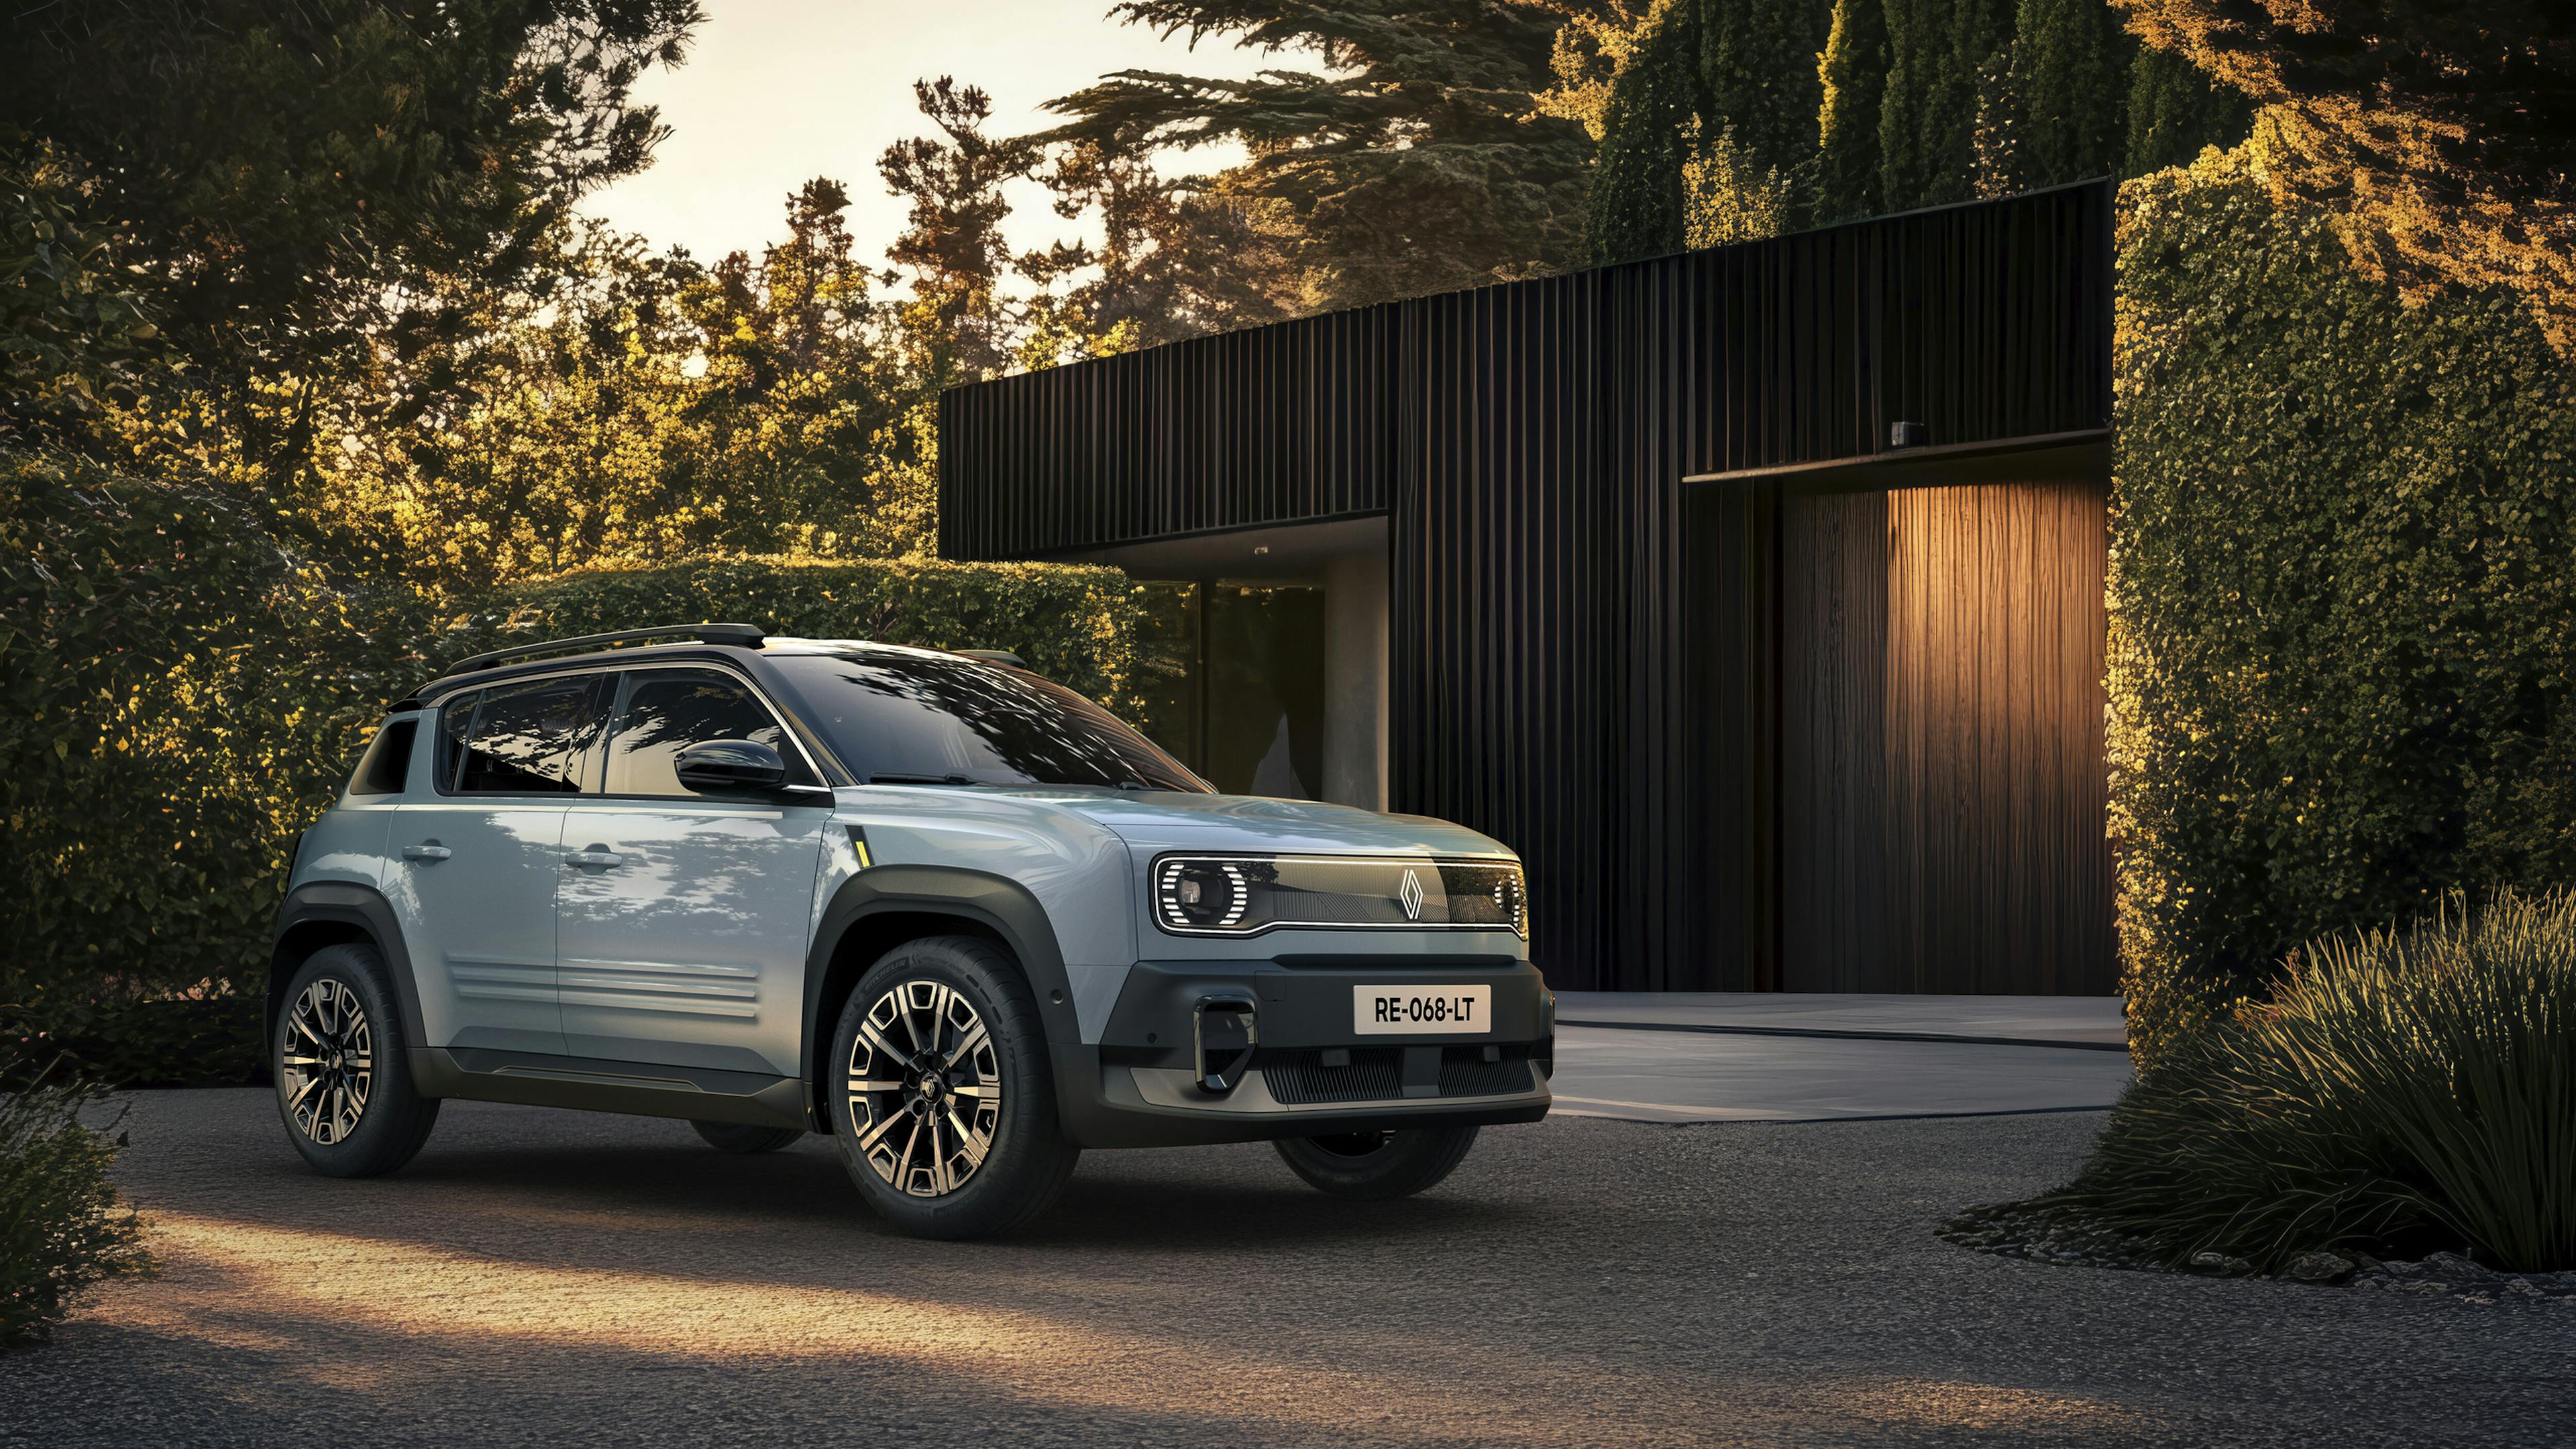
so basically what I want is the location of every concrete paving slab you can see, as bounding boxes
[1557,990,2129,1049]
[1546,1023,2133,1123]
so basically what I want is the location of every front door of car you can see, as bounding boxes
[553,666,830,1077]
[387,674,604,1057]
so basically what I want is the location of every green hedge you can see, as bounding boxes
[0,479,1162,1085]
[2110,149,2576,1066]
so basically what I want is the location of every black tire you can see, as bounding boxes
[691,1120,804,1154]
[1275,1126,1479,1201]
[826,934,1079,1240]
[272,942,439,1178]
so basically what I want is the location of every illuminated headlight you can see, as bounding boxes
[1150,855,1529,938]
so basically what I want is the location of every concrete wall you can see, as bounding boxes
[1322,552,1389,810]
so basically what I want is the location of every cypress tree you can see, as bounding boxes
[1584,3,1708,264]
[1699,0,1832,227]
[2123,44,2253,176]
[1813,0,1888,221]
[2006,0,2129,188]
[1880,0,2014,210]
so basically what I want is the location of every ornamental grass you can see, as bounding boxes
[2061,888,2576,1273]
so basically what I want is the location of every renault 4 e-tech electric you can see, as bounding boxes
[269,625,1553,1238]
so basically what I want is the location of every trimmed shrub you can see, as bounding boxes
[2110,148,2576,1065]
[2050,888,2576,1273]
[0,1059,154,1347]
[0,454,423,1058]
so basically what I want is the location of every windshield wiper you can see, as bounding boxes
[868,771,981,786]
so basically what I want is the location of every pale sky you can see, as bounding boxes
[578,0,1273,270]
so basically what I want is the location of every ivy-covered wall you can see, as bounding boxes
[2110,149,2576,1065]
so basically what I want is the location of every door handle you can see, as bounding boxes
[565,850,624,869]
[400,843,451,863]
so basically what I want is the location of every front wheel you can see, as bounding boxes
[273,943,439,1177]
[826,935,1079,1240]
[1276,1126,1479,1200]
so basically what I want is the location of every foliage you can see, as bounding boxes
[0,0,702,442]
[0,1059,156,1348]
[2054,890,2576,1273]
[2120,40,2247,178]
[0,452,434,1017]
[0,138,167,449]
[1582,1,1702,264]
[1811,0,1888,224]
[2114,0,2576,349]
[1878,0,2013,211]
[1040,0,1595,309]
[1579,0,2253,242]
[2108,147,2576,1063]
[1996,0,2127,191]
[1696,0,1829,223]
[1576,0,1828,262]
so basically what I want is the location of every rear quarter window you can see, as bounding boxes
[347,718,418,797]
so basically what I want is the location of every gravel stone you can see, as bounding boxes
[9,1089,2572,1448]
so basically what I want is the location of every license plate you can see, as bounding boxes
[1353,985,1491,1035]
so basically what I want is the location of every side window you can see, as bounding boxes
[603,669,817,797]
[348,718,418,797]
[454,676,598,794]
[435,691,479,790]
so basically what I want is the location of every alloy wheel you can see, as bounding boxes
[845,980,1003,1197]
[282,978,373,1146]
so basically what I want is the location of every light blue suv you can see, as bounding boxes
[269,625,1552,1237]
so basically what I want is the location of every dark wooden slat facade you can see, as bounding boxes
[941,183,2116,992]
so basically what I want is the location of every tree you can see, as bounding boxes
[1698,0,1831,224]
[2122,42,2247,176]
[1024,140,1302,353]
[880,78,1032,382]
[0,1,703,478]
[1879,0,2016,210]
[1042,0,1595,309]
[2115,0,2576,346]
[2004,0,2128,189]
[1812,0,1889,222]
[1582,1,1705,262]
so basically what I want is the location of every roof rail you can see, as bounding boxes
[443,623,767,678]
[952,648,1029,669]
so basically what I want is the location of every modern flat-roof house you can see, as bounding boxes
[938,181,2116,996]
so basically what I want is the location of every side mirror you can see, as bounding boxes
[673,739,788,794]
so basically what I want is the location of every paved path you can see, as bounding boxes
[1556,993,2128,1049]
[5,1091,2567,1448]
[1548,1025,2133,1123]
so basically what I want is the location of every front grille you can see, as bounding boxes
[1438,1044,1538,1097]
[1262,1047,1402,1105]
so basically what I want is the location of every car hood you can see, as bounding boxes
[941,788,1515,858]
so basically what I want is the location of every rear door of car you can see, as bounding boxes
[552,665,831,1077]
[386,674,603,1057]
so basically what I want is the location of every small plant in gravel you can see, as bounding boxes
[1950,888,2576,1279]
[0,1056,154,1347]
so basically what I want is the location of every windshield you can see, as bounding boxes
[765,651,1209,793]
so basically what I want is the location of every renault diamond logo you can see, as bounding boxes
[1398,867,1426,920]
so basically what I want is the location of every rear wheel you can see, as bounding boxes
[826,935,1079,1240]
[1276,1126,1479,1200]
[691,1120,804,1154]
[272,943,439,1177]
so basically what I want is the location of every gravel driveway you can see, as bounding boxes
[3,1090,2567,1447]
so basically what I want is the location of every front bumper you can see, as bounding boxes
[1053,958,1554,1149]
